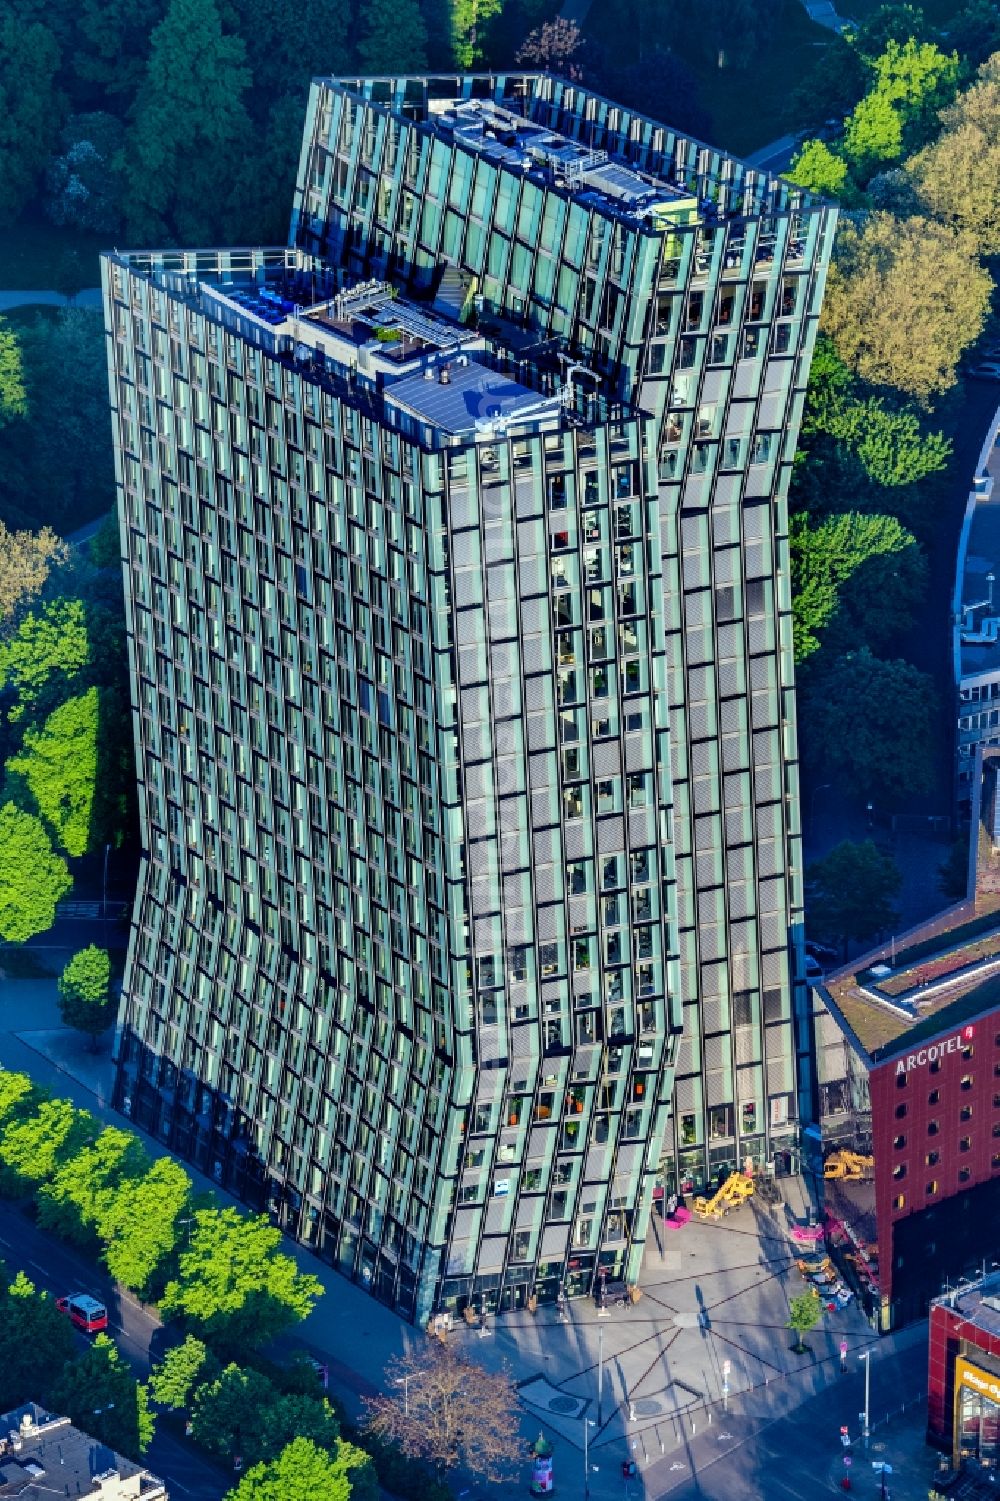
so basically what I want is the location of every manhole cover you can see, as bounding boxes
[632,1399,663,1417]
[548,1396,579,1414]
[673,1311,700,1328]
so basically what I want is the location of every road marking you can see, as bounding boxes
[28,1262,48,1275]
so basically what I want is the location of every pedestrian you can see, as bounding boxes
[840,1338,848,1373]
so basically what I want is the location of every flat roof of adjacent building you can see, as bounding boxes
[933,1270,1000,1340]
[383,358,560,437]
[0,1405,165,1501]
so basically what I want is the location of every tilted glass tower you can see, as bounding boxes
[105,72,836,1321]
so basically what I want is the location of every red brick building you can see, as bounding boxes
[813,937,1000,1330]
[928,1276,1000,1474]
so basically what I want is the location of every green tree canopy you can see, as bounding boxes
[160,1207,323,1351]
[790,511,925,660]
[451,0,502,66]
[0,15,64,219]
[226,1438,353,1501]
[48,1333,155,1460]
[907,55,1000,255]
[356,0,428,72]
[37,1124,149,1247]
[126,0,254,243]
[191,1364,339,1467]
[57,945,114,1047]
[149,1336,219,1410]
[806,838,903,950]
[0,1072,37,1129]
[0,803,72,941]
[0,1267,75,1412]
[821,213,993,400]
[787,1290,823,1352]
[231,0,349,111]
[785,139,850,197]
[949,4,1000,66]
[844,37,960,173]
[97,1155,194,1298]
[0,599,89,722]
[850,4,930,59]
[801,646,937,800]
[824,396,951,487]
[0,1096,95,1189]
[0,319,28,432]
[7,688,100,857]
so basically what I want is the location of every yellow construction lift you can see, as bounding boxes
[692,1172,755,1219]
[822,1150,875,1181]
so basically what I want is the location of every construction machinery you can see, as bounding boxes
[823,1150,874,1182]
[692,1172,755,1219]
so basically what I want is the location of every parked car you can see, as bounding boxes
[56,1293,108,1333]
[805,940,838,965]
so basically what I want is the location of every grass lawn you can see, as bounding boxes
[583,0,838,155]
[0,216,107,293]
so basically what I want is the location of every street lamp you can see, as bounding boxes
[583,1416,596,1499]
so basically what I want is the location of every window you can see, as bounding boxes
[961,1075,974,1091]
[892,1163,907,1180]
[926,1150,939,1166]
[930,1058,942,1074]
[928,1089,940,1105]
[960,1136,972,1152]
[963,1044,974,1060]
[895,1103,908,1120]
[892,1135,906,1150]
[896,1073,907,1091]
[959,1166,972,1183]
[893,1194,905,1210]
[928,1119,940,1136]
[926,1181,938,1197]
[961,1104,973,1122]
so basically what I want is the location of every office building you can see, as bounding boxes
[928,1272,1000,1476]
[955,410,1000,807]
[105,72,836,1320]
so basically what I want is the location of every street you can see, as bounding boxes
[0,1202,229,1501]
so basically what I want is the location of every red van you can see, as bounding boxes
[56,1294,109,1333]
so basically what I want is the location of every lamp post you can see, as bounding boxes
[859,1350,871,1442]
[102,842,111,948]
[597,1324,605,1427]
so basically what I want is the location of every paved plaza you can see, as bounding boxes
[0,973,935,1499]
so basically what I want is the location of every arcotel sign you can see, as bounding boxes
[894,1025,975,1075]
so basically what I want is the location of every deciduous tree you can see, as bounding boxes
[0,599,89,722]
[126,0,253,244]
[364,1343,523,1482]
[0,523,67,627]
[356,0,427,73]
[0,1267,74,1412]
[0,319,28,432]
[226,1438,352,1501]
[0,803,72,942]
[56,945,114,1048]
[160,1208,323,1350]
[806,839,903,952]
[0,15,64,219]
[149,1336,218,1410]
[191,1365,339,1466]
[785,139,850,198]
[7,689,100,857]
[821,213,993,400]
[97,1156,193,1298]
[787,1290,823,1353]
[0,1096,95,1189]
[801,646,938,799]
[789,512,925,660]
[36,1125,148,1247]
[48,1333,155,1460]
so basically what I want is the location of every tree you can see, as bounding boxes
[88,513,122,572]
[0,599,89,722]
[844,38,960,174]
[69,0,168,106]
[126,0,254,244]
[0,319,27,432]
[7,689,100,857]
[821,213,993,400]
[451,0,503,67]
[787,1290,823,1353]
[56,945,114,1048]
[834,537,927,650]
[790,512,924,661]
[823,399,950,488]
[149,1336,218,1409]
[908,121,1000,256]
[160,1208,323,1351]
[36,1125,148,1247]
[785,140,850,198]
[0,1096,95,1189]
[849,4,931,60]
[0,310,117,533]
[843,88,904,172]
[0,523,67,627]
[191,1365,339,1466]
[806,839,903,952]
[356,0,427,72]
[97,1156,194,1298]
[949,2,1000,67]
[48,1333,155,1460]
[0,1073,37,1129]
[229,0,349,117]
[0,803,72,942]
[226,1438,353,1501]
[0,1267,75,1411]
[800,647,937,800]
[0,15,64,219]
[44,113,126,233]
[364,1343,523,1482]
[515,18,586,74]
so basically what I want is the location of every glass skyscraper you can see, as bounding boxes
[104,72,836,1321]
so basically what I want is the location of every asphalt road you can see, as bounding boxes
[0,1203,229,1501]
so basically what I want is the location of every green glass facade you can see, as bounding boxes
[105,72,835,1320]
